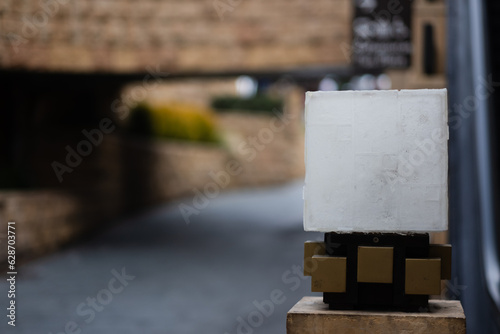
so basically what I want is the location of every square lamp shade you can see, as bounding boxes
[303,89,448,232]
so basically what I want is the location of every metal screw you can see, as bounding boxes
[373,237,379,243]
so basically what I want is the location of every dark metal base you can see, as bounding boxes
[323,232,430,311]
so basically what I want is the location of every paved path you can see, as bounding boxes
[1,181,322,334]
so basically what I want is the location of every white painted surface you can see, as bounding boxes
[304,89,448,232]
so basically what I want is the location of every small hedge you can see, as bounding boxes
[211,95,283,115]
[128,102,220,144]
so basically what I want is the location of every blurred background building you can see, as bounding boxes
[0,0,446,253]
[0,0,498,333]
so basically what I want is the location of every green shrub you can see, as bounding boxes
[211,95,283,115]
[128,102,220,144]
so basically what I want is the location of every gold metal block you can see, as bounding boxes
[429,244,452,280]
[304,241,326,276]
[311,255,346,293]
[405,258,442,295]
[357,246,394,283]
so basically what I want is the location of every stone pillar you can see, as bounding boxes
[287,297,466,334]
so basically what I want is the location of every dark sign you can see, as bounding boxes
[352,0,412,70]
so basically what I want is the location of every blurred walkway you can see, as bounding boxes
[1,180,321,334]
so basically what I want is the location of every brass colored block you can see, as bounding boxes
[405,258,442,295]
[304,241,326,276]
[357,246,394,283]
[429,244,452,280]
[311,255,346,293]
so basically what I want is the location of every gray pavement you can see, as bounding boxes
[1,180,322,334]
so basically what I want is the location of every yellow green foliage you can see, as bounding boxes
[128,102,220,144]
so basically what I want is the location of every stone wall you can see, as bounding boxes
[0,190,87,260]
[0,0,351,73]
[0,87,305,261]
[121,139,231,211]
[123,87,305,210]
